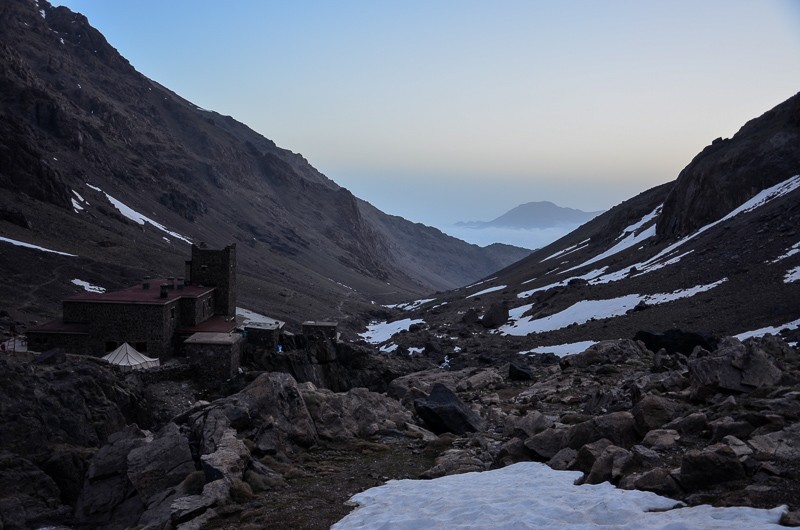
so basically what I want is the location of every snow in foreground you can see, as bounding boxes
[332,462,786,529]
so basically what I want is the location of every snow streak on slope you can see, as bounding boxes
[577,175,800,285]
[559,205,661,274]
[467,285,506,298]
[332,462,786,529]
[785,265,800,283]
[501,280,727,336]
[735,318,800,341]
[518,268,607,299]
[539,238,590,263]
[86,183,192,244]
[0,236,76,257]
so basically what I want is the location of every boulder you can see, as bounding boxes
[679,444,746,490]
[505,410,553,439]
[188,372,317,459]
[664,412,708,437]
[524,427,569,460]
[708,417,755,443]
[481,303,509,328]
[633,467,682,496]
[748,423,800,461]
[300,385,412,440]
[584,445,632,485]
[461,308,480,325]
[688,337,782,393]
[420,448,489,479]
[547,447,577,470]
[0,451,69,530]
[567,412,639,449]
[127,423,196,502]
[508,362,534,381]
[634,329,718,355]
[642,429,680,450]
[200,428,249,482]
[572,439,613,473]
[561,340,650,370]
[632,394,682,436]
[414,383,485,435]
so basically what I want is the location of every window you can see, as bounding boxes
[170,307,175,320]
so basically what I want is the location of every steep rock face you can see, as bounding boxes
[0,0,528,328]
[658,92,800,237]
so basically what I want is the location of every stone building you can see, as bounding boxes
[28,244,237,358]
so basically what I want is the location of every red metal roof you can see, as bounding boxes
[66,279,214,305]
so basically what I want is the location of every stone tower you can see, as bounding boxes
[186,243,237,317]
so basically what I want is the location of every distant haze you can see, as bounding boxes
[53,1,800,236]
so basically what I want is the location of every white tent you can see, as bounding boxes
[102,342,160,371]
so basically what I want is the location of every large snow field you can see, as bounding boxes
[501,280,727,336]
[359,318,425,344]
[0,236,76,257]
[86,183,192,244]
[332,462,786,529]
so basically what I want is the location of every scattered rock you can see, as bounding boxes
[414,383,486,435]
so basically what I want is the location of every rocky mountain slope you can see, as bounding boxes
[457,201,603,229]
[361,91,800,360]
[0,0,528,331]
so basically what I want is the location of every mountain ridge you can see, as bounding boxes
[0,0,530,330]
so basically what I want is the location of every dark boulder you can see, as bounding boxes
[508,362,534,381]
[678,444,746,490]
[632,394,682,436]
[461,308,480,325]
[635,329,718,355]
[568,411,639,449]
[414,383,485,435]
[481,303,509,329]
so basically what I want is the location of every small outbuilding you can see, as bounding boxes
[302,321,339,341]
[102,342,160,371]
[184,332,242,384]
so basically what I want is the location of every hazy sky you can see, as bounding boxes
[53,0,800,234]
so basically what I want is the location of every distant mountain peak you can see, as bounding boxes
[457,201,603,230]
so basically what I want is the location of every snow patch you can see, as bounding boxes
[521,340,598,357]
[0,236,76,257]
[71,279,105,293]
[784,265,800,284]
[539,238,590,263]
[466,284,506,298]
[360,318,425,344]
[771,241,800,263]
[236,307,284,327]
[379,343,398,353]
[71,198,84,212]
[464,277,497,289]
[385,298,436,311]
[735,318,800,341]
[332,462,786,529]
[502,280,727,336]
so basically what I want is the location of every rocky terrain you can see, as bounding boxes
[0,0,529,334]
[1,0,800,528]
[2,330,800,529]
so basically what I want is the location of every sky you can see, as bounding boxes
[52,0,800,245]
